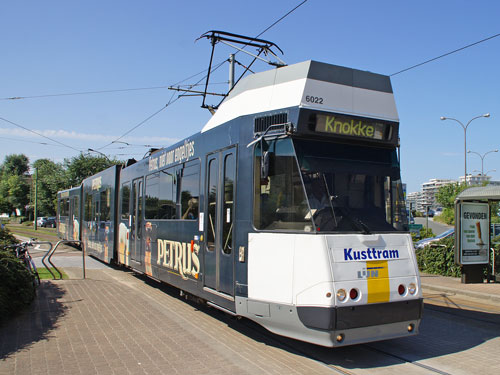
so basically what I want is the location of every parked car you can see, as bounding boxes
[36,217,47,226]
[415,228,454,249]
[38,216,56,228]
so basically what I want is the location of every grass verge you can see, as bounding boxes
[5,224,58,241]
[37,267,69,280]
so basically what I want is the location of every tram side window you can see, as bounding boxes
[84,193,92,221]
[60,198,70,217]
[253,139,310,231]
[145,173,160,219]
[100,188,111,222]
[159,168,176,219]
[121,183,130,220]
[180,160,200,220]
[73,196,79,219]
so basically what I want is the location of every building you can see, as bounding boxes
[459,174,492,185]
[421,178,455,210]
[407,191,424,212]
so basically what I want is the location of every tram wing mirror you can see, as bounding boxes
[261,150,271,179]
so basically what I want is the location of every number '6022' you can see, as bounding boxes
[305,95,324,104]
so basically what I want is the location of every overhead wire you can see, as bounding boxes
[1,1,309,155]
[0,116,83,152]
[390,32,500,76]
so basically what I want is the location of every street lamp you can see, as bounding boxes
[485,169,497,175]
[467,149,498,175]
[440,113,490,184]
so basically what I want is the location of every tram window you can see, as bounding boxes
[207,158,218,251]
[159,168,176,219]
[121,183,130,220]
[74,196,79,219]
[180,161,200,220]
[294,139,408,232]
[253,139,310,231]
[61,199,70,217]
[100,188,111,222]
[222,154,234,254]
[145,173,160,219]
[84,193,92,221]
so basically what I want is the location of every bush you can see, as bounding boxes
[416,237,462,277]
[0,227,34,326]
[411,227,434,243]
[0,225,18,246]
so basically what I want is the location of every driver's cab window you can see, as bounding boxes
[253,139,310,231]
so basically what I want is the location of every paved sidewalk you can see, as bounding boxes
[0,267,333,375]
[420,273,500,306]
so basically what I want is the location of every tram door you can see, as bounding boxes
[204,147,236,296]
[130,178,143,263]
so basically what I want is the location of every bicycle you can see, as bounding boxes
[3,239,41,288]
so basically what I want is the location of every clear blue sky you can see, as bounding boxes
[1,1,499,193]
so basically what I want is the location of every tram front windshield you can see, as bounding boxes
[253,138,407,233]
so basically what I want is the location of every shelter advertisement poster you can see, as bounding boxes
[460,202,489,265]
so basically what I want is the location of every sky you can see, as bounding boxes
[1,0,500,193]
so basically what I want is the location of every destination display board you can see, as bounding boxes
[458,202,489,265]
[313,114,393,141]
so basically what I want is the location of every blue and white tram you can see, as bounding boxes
[61,60,423,347]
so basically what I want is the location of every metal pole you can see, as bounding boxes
[464,127,467,184]
[229,54,235,90]
[34,168,38,230]
[426,206,429,233]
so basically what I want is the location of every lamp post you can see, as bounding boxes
[440,113,490,184]
[485,169,497,176]
[467,149,498,176]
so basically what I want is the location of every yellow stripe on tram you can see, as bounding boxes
[367,260,390,303]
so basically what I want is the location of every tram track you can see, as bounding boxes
[362,344,452,375]
[236,316,452,374]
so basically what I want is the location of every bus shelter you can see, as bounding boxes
[455,186,500,283]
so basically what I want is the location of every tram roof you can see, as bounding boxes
[201,60,399,133]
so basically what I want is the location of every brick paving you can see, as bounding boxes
[2,252,500,375]
[0,268,333,375]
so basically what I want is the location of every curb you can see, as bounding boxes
[421,282,500,305]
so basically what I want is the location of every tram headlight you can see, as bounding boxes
[408,283,417,295]
[336,289,347,302]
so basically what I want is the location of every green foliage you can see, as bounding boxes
[0,226,18,246]
[64,153,121,187]
[0,154,31,215]
[433,207,455,225]
[32,159,66,216]
[0,227,34,325]
[436,182,469,210]
[411,227,435,242]
[416,237,461,277]
[1,154,30,176]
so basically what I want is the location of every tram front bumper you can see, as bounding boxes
[297,298,424,331]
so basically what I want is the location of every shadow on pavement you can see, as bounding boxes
[0,282,68,360]
[133,271,500,370]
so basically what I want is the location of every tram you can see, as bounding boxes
[56,186,82,243]
[57,59,423,347]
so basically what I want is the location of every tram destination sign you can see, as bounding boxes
[313,114,392,141]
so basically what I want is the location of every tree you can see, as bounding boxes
[64,153,121,187]
[32,159,66,216]
[0,154,30,215]
[1,154,29,176]
[436,182,469,209]
[435,182,471,225]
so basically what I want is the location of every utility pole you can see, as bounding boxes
[34,168,38,230]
